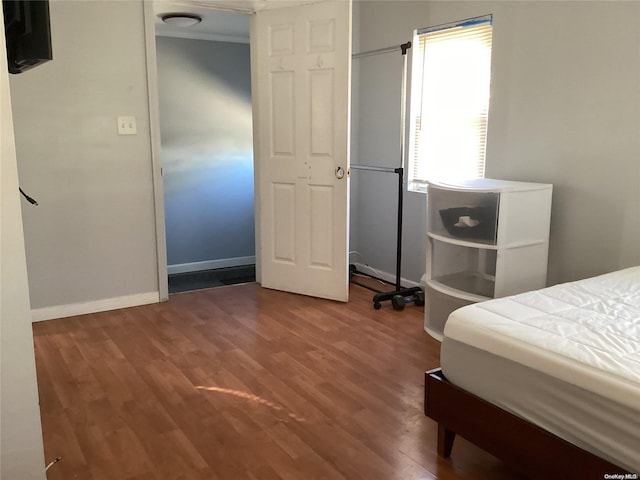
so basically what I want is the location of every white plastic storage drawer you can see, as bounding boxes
[424,284,475,341]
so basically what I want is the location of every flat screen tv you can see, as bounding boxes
[2,0,52,74]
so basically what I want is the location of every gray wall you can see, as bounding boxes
[8,0,639,315]
[9,1,158,309]
[352,0,640,285]
[156,37,254,269]
[350,49,425,281]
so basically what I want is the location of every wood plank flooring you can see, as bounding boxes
[32,283,524,480]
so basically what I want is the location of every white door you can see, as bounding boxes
[252,1,351,302]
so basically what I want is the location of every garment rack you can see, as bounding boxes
[350,42,423,311]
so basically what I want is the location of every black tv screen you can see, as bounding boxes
[3,0,52,74]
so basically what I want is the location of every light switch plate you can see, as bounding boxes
[117,116,137,135]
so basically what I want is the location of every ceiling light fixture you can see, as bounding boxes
[160,13,202,28]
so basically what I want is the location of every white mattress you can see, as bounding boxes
[441,266,640,472]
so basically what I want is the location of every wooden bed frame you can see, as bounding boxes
[424,368,631,479]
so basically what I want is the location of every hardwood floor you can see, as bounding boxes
[33,283,524,480]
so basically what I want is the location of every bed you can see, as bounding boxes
[424,266,640,477]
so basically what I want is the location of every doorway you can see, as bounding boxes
[153,6,256,294]
[146,1,353,302]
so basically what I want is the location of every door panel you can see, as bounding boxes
[272,182,296,263]
[310,69,335,155]
[271,72,295,155]
[309,185,333,268]
[253,1,351,301]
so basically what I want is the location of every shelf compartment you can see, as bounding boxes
[431,272,495,300]
[428,238,497,298]
[427,232,499,250]
[424,284,475,341]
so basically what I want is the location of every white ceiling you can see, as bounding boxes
[153,0,318,44]
[154,1,251,44]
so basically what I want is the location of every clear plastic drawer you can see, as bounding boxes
[427,186,499,245]
[424,284,475,341]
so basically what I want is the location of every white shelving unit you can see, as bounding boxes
[425,178,553,341]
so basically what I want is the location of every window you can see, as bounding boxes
[408,16,493,192]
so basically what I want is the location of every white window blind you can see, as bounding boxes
[408,16,493,192]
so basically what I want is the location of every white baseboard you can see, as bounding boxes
[167,256,256,275]
[31,291,160,323]
[351,262,422,289]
